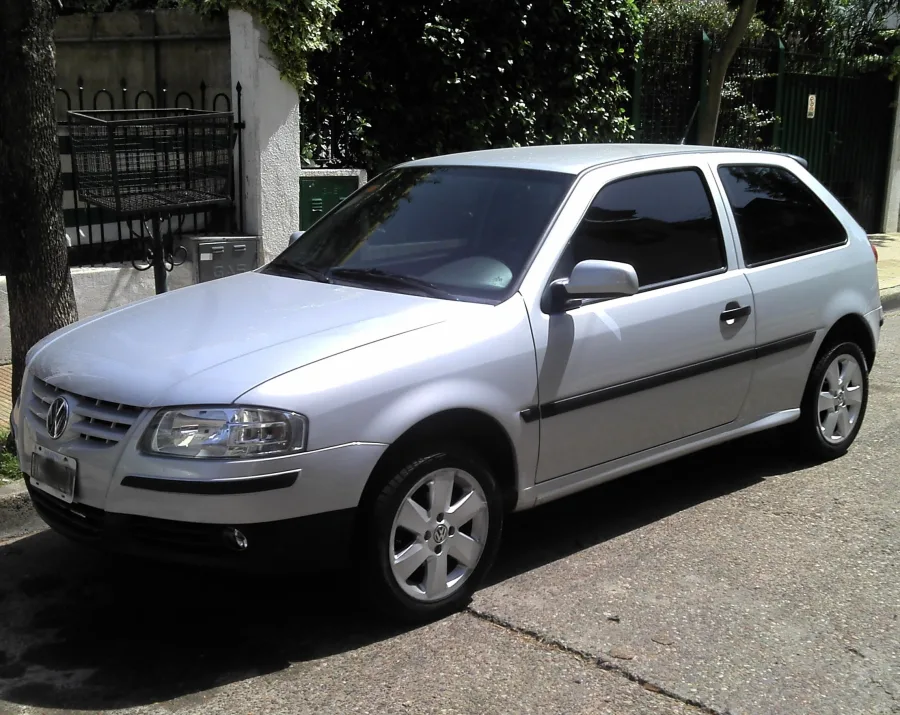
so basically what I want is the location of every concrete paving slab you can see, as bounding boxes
[870,233,900,311]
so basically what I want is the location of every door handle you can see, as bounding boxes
[720,302,752,323]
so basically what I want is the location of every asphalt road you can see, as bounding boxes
[1,316,899,715]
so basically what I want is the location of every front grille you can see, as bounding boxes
[28,481,226,554]
[29,376,143,445]
[28,482,105,540]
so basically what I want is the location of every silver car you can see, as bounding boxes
[12,144,882,620]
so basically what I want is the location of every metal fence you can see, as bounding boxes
[634,28,705,145]
[55,78,244,268]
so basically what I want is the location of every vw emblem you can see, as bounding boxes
[432,523,449,545]
[46,396,70,440]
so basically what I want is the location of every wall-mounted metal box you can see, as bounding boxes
[171,235,260,288]
[299,169,367,230]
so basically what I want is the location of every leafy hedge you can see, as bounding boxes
[641,0,767,42]
[302,0,643,170]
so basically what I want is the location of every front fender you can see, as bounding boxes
[239,296,540,493]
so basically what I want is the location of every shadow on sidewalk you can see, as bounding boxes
[0,431,811,712]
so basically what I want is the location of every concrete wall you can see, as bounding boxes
[229,10,300,262]
[55,10,230,120]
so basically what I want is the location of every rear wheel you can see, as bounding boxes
[359,444,503,622]
[794,341,869,460]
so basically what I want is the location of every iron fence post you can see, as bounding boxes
[151,214,168,294]
[631,39,643,141]
[773,37,786,150]
[236,82,245,234]
[828,59,847,188]
[693,30,711,144]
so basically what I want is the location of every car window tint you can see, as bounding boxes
[561,169,726,287]
[717,165,847,266]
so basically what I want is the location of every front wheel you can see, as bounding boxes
[359,444,504,622]
[794,341,869,461]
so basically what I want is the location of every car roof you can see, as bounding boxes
[398,143,757,175]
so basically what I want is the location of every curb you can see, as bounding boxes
[0,480,43,542]
[881,285,900,314]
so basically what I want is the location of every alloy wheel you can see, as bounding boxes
[817,353,864,444]
[389,467,490,602]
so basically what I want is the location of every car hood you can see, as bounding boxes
[29,271,469,407]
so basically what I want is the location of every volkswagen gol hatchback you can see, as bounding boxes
[12,145,882,620]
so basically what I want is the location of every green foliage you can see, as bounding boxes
[772,0,900,76]
[642,0,768,41]
[61,0,178,13]
[183,0,340,90]
[302,0,643,171]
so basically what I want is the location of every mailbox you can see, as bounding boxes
[172,235,261,287]
[299,169,367,230]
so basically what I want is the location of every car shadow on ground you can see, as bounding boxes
[0,432,814,712]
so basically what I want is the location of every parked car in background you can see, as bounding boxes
[12,144,882,621]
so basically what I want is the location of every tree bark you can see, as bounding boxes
[0,0,79,418]
[695,0,759,146]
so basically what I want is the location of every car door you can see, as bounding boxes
[523,158,757,482]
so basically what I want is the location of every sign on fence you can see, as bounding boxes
[807,94,817,119]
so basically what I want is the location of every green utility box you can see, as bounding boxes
[299,169,367,230]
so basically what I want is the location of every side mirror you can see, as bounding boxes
[546,259,639,313]
[289,230,304,246]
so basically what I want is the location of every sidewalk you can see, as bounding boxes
[1,236,899,420]
[868,233,900,312]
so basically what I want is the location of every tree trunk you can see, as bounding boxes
[0,0,79,418]
[695,0,759,146]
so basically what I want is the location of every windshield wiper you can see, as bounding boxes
[329,267,455,299]
[266,259,332,283]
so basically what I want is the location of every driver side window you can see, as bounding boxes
[555,168,727,289]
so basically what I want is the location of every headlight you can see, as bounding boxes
[141,406,308,459]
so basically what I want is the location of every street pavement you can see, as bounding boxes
[0,320,899,715]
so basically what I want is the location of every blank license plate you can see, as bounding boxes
[31,446,77,504]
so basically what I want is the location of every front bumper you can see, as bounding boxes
[15,368,389,571]
[15,371,387,524]
[27,476,358,572]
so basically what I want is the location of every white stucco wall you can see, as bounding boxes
[229,9,300,262]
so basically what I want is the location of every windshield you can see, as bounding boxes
[264,166,574,302]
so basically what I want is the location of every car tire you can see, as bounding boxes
[358,443,504,622]
[794,340,869,461]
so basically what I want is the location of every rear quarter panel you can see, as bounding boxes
[707,153,880,418]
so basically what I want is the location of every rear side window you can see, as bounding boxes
[717,165,847,266]
[561,169,726,288]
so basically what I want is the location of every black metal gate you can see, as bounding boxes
[779,58,894,232]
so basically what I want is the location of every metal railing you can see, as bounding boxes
[55,78,244,269]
